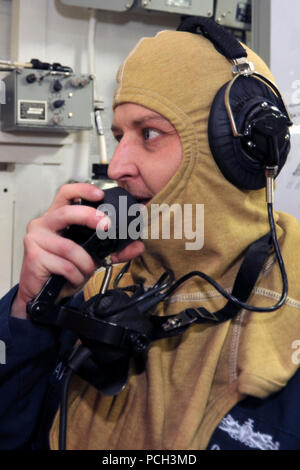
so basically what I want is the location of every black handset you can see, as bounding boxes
[64,186,140,262]
[26,187,141,316]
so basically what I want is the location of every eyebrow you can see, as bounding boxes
[111,114,168,133]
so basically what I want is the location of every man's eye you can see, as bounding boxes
[114,134,122,143]
[143,128,160,140]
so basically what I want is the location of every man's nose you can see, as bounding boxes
[108,139,139,181]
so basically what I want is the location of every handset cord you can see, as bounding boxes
[59,345,92,451]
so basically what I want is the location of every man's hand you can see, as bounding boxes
[11,183,144,319]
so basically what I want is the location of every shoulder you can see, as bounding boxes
[208,367,300,450]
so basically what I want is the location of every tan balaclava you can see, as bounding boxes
[50,31,300,450]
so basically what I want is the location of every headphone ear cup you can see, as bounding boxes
[208,76,290,190]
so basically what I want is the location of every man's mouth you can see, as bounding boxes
[118,185,152,205]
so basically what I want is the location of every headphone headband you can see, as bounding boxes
[177,16,247,61]
[177,16,292,191]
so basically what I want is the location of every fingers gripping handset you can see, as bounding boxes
[11,184,144,319]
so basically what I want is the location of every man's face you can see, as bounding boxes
[108,103,183,204]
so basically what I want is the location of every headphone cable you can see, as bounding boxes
[162,202,288,313]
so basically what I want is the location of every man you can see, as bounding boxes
[1,23,300,450]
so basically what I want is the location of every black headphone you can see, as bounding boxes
[177,16,293,190]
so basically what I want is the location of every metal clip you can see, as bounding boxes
[265,166,278,204]
[162,317,183,332]
[232,58,255,76]
[100,263,113,295]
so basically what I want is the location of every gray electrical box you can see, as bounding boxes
[1,69,94,133]
[140,0,214,17]
[215,0,251,30]
[60,0,135,11]
[60,0,214,16]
